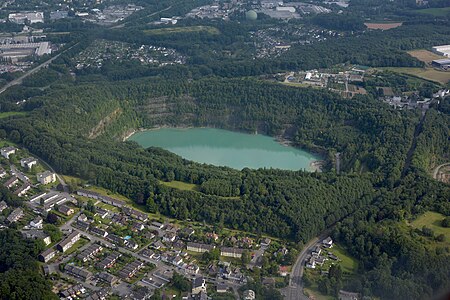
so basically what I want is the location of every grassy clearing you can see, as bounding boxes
[61,175,84,185]
[382,67,450,85]
[415,6,450,16]
[144,25,220,35]
[159,180,200,191]
[304,287,334,300]
[0,111,27,119]
[330,244,358,275]
[407,49,445,64]
[64,237,89,255]
[410,211,450,242]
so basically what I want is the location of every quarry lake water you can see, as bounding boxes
[129,128,320,171]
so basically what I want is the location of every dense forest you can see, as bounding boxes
[0,2,448,298]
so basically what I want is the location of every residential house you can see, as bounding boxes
[179,227,195,237]
[312,245,322,257]
[151,240,165,250]
[0,200,8,212]
[192,276,206,294]
[220,247,244,258]
[76,219,90,231]
[4,176,19,188]
[37,171,56,184]
[1,146,16,159]
[90,227,108,238]
[185,264,200,275]
[130,287,152,300]
[165,224,177,233]
[77,189,101,200]
[216,283,228,293]
[58,204,74,216]
[23,229,51,245]
[132,221,145,232]
[163,231,177,243]
[85,288,109,300]
[97,252,121,269]
[117,260,144,279]
[338,290,360,300]
[315,256,326,266]
[57,230,81,252]
[100,195,125,208]
[187,242,215,253]
[76,244,103,262]
[171,255,183,266]
[0,168,7,178]
[106,234,124,246]
[243,290,256,300]
[59,284,85,299]
[140,249,154,259]
[95,207,109,218]
[173,240,185,250]
[123,206,148,222]
[306,257,316,269]
[14,183,31,197]
[260,238,271,247]
[65,264,92,281]
[322,237,333,248]
[7,207,23,223]
[111,214,127,226]
[20,157,37,169]
[262,277,276,286]
[78,213,88,222]
[125,239,138,250]
[151,221,164,229]
[39,248,56,262]
[98,272,119,286]
[279,266,289,277]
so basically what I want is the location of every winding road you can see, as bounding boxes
[282,232,329,300]
[432,163,450,180]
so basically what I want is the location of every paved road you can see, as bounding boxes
[0,52,64,95]
[282,232,329,300]
[335,152,341,174]
[9,164,30,183]
[111,5,173,29]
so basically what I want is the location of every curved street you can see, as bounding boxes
[281,232,329,300]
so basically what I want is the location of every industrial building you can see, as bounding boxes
[0,42,51,62]
[432,59,450,70]
[8,12,44,24]
[432,45,450,57]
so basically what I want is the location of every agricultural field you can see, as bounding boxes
[414,6,450,16]
[410,211,450,243]
[407,49,445,64]
[144,26,220,35]
[382,67,450,84]
[364,22,403,30]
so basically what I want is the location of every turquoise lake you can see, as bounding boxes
[129,128,319,171]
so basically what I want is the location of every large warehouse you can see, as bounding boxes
[432,45,450,57]
[431,58,450,70]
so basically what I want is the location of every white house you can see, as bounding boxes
[37,171,56,184]
[1,146,16,159]
[322,237,333,248]
[30,216,43,229]
[20,157,38,169]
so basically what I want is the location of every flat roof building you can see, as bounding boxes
[37,171,56,185]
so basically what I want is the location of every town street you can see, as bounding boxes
[281,232,329,300]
